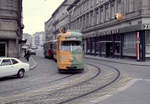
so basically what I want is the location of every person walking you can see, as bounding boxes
[25,49,31,62]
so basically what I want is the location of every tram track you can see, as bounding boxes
[3,60,121,104]
[0,74,73,97]
[4,63,100,104]
[56,61,121,104]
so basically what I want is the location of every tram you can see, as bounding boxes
[43,40,56,59]
[56,30,84,73]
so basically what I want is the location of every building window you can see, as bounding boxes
[110,1,115,19]
[83,15,85,29]
[129,0,134,12]
[86,13,89,28]
[80,17,83,29]
[105,4,110,21]
[95,8,99,25]
[125,0,134,13]
[100,6,104,23]
[117,0,122,13]
[90,11,93,26]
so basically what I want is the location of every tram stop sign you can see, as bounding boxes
[115,12,123,21]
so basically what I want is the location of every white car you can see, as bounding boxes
[0,57,30,78]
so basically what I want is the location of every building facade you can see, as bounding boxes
[45,0,75,42]
[22,33,32,49]
[0,0,23,57]
[45,0,150,61]
[33,32,45,48]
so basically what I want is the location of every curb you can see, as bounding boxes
[85,56,150,67]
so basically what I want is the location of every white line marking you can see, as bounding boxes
[113,79,139,94]
[90,95,113,103]
[89,79,138,104]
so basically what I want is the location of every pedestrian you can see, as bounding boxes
[24,49,26,57]
[25,49,31,62]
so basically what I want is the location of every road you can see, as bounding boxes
[0,52,150,104]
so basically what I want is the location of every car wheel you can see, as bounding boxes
[17,70,25,78]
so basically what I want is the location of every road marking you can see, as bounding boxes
[113,79,138,94]
[83,77,135,104]
[90,94,113,103]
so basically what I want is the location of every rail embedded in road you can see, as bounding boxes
[0,61,131,104]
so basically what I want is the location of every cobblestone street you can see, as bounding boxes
[0,56,130,104]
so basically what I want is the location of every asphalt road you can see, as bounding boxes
[0,52,150,104]
[86,58,150,104]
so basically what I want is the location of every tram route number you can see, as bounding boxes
[144,24,150,29]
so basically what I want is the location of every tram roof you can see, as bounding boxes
[57,30,82,38]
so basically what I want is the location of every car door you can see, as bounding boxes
[11,59,20,74]
[0,59,14,77]
[0,59,4,78]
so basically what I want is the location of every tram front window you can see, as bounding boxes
[61,41,82,52]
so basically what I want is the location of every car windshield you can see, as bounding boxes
[61,41,82,52]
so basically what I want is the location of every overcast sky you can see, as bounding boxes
[23,0,63,34]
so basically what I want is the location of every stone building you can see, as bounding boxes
[45,0,150,61]
[22,33,32,49]
[45,0,74,42]
[67,0,150,61]
[0,0,23,57]
[33,32,45,48]
[45,17,54,42]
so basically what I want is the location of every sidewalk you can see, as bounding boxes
[19,56,37,70]
[85,55,150,66]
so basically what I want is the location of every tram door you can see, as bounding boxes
[0,43,6,57]
[106,42,113,57]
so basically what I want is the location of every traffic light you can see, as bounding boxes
[115,12,123,21]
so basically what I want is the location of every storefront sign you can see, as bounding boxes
[144,24,150,29]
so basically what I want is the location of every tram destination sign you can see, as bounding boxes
[66,36,79,40]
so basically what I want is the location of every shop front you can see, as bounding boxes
[84,24,150,61]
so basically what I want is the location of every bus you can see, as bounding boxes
[56,30,84,73]
[43,40,56,59]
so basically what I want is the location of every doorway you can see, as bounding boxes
[106,42,113,57]
[0,43,6,57]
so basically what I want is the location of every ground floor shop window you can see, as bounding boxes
[123,32,136,56]
[114,42,121,56]
[145,31,150,57]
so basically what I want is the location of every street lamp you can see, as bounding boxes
[115,12,123,21]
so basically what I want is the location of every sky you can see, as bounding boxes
[23,0,63,35]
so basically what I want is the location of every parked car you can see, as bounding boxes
[29,49,36,55]
[0,57,30,78]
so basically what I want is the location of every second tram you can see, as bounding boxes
[43,40,56,59]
